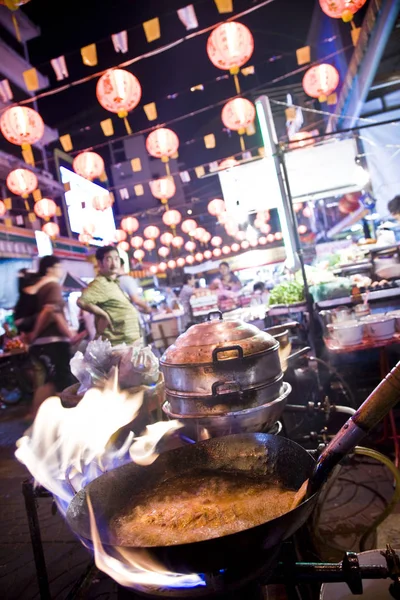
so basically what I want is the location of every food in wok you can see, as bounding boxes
[112,469,297,546]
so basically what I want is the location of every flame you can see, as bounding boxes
[87,495,205,591]
[14,383,204,590]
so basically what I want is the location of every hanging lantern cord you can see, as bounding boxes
[118,111,132,135]
[233,73,241,94]
[164,161,171,176]
[239,131,246,152]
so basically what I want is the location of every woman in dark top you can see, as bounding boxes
[24,256,81,418]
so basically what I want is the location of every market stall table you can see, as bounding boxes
[324,334,400,466]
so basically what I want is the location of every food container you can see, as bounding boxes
[387,310,400,332]
[354,303,370,318]
[328,320,364,347]
[163,382,291,440]
[166,373,284,415]
[361,315,396,341]
[160,311,281,396]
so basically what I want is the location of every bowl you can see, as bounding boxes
[329,320,364,347]
[387,310,400,332]
[361,315,396,340]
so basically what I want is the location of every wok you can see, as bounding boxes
[67,361,400,575]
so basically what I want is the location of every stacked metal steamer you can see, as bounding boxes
[160,311,291,440]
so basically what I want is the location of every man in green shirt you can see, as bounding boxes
[77,246,141,345]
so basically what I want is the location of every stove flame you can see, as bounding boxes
[88,495,205,590]
[15,384,205,590]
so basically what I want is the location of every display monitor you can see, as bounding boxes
[60,166,116,245]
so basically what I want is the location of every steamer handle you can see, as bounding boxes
[207,311,223,321]
[212,345,244,362]
[211,380,243,397]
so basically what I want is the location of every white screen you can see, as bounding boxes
[60,166,116,243]
[35,231,53,257]
[218,137,362,214]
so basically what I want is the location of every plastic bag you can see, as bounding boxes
[70,338,118,393]
[70,338,159,393]
[115,339,159,389]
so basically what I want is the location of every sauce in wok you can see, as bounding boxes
[112,469,297,546]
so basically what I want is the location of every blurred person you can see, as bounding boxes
[118,258,151,314]
[214,261,242,292]
[23,256,80,418]
[388,196,400,220]
[179,273,196,327]
[253,281,269,304]
[77,246,142,345]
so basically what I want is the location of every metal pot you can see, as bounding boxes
[160,311,281,395]
[166,372,284,415]
[163,382,291,440]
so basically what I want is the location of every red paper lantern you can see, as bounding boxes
[79,233,92,245]
[319,0,366,21]
[162,209,181,227]
[185,255,195,264]
[0,106,44,147]
[236,231,246,241]
[92,193,113,211]
[158,262,167,271]
[213,248,222,257]
[149,177,176,203]
[298,225,308,234]
[160,231,174,246]
[195,252,203,262]
[303,206,312,218]
[207,198,225,216]
[121,216,139,234]
[256,210,270,222]
[34,198,56,220]
[146,128,179,161]
[259,223,271,235]
[302,64,339,101]
[118,241,130,252]
[294,203,303,213]
[259,236,267,245]
[275,232,283,241]
[130,235,143,249]
[168,259,177,269]
[222,98,255,133]
[158,246,170,258]
[185,240,196,252]
[96,69,142,116]
[222,245,231,255]
[41,222,59,239]
[144,225,160,239]
[218,212,229,225]
[231,242,240,252]
[181,218,197,234]
[0,200,6,218]
[134,249,145,261]
[267,233,275,243]
[339,193,361,214]
[202,231,212,244]
[176,257,186,267]
[143,239,155,251]
[204,250,212,260]
[219,157,239,169]
[6,168,37,197]
[207,22,254,73]
[115,229,127,242]
[172,236,184,248]
[250,239,258,247]
[241,240,250,250]
[194,227,206,241]
[73,152,104,181]
[150,265,158,274]
[211,236,222,247]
